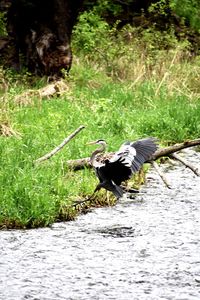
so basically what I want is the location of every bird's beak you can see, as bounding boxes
[86,140,97,145]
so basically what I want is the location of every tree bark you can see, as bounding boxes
[0,0,83,76]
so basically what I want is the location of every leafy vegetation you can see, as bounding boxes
[0,5,200,229]
[171,0,200,31]
[82,0,200,32]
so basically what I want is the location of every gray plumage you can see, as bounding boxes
[89,137,158,199]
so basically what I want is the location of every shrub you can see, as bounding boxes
[170,0,200,32]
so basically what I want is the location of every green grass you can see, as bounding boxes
[1,50,200,228]
[1,10,200,229]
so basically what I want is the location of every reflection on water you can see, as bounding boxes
[0,149,200,300]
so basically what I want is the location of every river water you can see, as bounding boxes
[0,149,200,300]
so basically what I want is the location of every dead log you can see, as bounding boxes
[152,139,200,160]
[14,79,69,106]
[66,157,91,171]
[66,138,200,171]
[65,138,200,190]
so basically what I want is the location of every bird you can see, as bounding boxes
[88,137,158,199]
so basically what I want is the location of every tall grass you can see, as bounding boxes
[72,14,200,95]
[0,19,200,228]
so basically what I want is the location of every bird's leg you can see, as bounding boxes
[106,191,111,205]
[73,184,102,207]
[120,185,139,193]
[73,191,96,206]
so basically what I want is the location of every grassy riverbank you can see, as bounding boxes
[1,27,200,228]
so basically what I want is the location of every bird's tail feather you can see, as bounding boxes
[110,184,124,199]
[103,181,124,199]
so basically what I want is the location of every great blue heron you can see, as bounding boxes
[88,137,158,199]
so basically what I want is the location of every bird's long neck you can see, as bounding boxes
[90,143,106,166]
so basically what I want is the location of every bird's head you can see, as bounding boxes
[87,139,107,147]
[87,139,107,163]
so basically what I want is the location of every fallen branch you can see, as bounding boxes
[38,80,69,98]
[66,157,91,170]
[152,138,200,160]
[170,152,200,176]
[66,138,200,170]
[34,125,85,164]
[14,80,69,106]
[151,161,171,189]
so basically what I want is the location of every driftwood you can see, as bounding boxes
[66,138,200,188]
[66,157,91,170]
[67,139,200,169]
[152,139,200,160]
[151,160,171,189]
[34,125,85,164]
[14,80,69,106]
[169,152,200,176]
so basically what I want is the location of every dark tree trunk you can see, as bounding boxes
[0,0,83,77]
[1,0,199,75]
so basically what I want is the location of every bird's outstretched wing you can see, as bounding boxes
[97,137,158,185]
